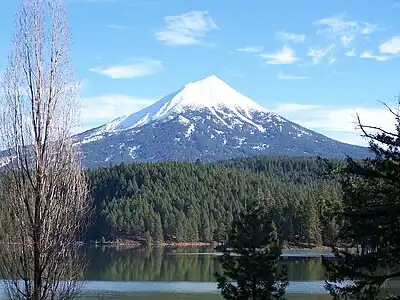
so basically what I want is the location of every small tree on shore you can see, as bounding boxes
[0,0,91,299]
[215,202,288,300]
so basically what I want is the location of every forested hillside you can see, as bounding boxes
[87,156,343,246]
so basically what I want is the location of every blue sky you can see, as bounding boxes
[1,0,400,146]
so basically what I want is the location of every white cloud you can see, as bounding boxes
[276,31,306,43]
[307,44,334,65]
[236,46,263,53]
[361,23,380,35]
[260,46,299,64]
[274,103,396,146]
[345,48,356,56]
[155,11,217,46]
[277,71,311,80]
[314,15,381,47]
[379,36,400,54]
[90,60,163,79]
[78,94,156,132]
[360,50,389,61]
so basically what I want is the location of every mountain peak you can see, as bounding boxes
[187,74,224,86]
[176,75,268,113]
[83,75,270,135]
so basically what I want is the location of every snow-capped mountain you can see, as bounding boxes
[77,75,370,168]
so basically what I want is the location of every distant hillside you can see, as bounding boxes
[86,156,342,246]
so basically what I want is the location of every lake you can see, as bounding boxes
[80,246,334,300]
[2,246,397,299]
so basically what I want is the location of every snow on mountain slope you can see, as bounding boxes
[75,75,371,168]
[80,75,272,142]
[119,75,270,129]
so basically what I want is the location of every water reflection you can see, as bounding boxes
[84,246,331,282]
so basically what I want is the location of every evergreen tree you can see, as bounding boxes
[323,104,400,300]
[153,213,164,242]
[201,211,212,242]
[175,212,186,242]
[215,202,288,300]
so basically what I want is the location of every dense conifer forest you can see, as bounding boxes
[85,156,344,246]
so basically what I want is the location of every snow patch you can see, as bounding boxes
[292,125,312,137]
[253,144,270,150]
[185,124,195,138]
[127,145,141,159]
[81,135,104,144]
[178,115,190,125]
[234,137,246,148]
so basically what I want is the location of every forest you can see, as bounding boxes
[85,156,344,246]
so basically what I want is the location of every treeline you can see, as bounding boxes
[87,156,343,246]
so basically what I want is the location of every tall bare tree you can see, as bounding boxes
[0,0,91,299]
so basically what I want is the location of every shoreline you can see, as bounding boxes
[89,241,333,252]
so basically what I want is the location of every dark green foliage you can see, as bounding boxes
[215,202,288,300]
[153,213,164,242]
[323,110,400,300]
[86,156,343,245]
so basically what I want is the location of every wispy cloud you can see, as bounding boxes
[155,11,217,46]
[277,71,311,80]
[276,31,306,43]
[236,46,263,53]
[274,103,395,146]
[108,24,128,30]
[360,50,389,61]
[379,36,400,54]
[90,59,163,79]
[307,44,334,65]
[345,48,356,57]
[314,14,382,47]
[260,46,299,64]
[78,94,156,132]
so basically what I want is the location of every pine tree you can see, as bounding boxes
[153,213,164,242]
[201,211,212,242]
[175,212,186,242]
[215,202,288,300]
[323,103,400,300]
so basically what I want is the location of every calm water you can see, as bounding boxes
[80,246,334,299]
[84,246,331,282]
[1,246,397,300]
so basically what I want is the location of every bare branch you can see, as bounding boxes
[0,1,91,300]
